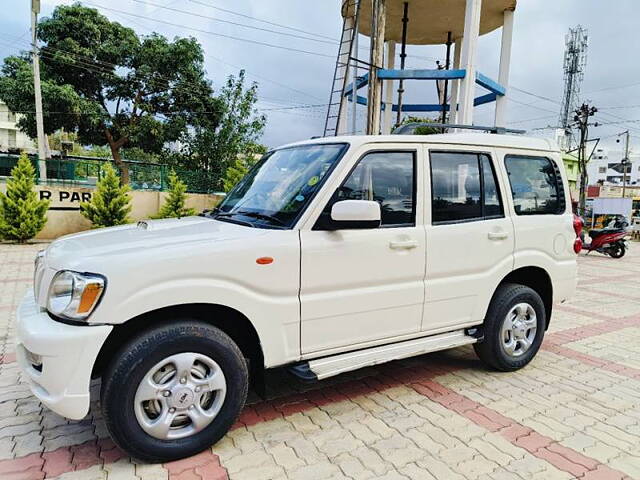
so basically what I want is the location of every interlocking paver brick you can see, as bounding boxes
[2,240,640,479]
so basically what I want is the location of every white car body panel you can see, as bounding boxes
[15,133,577,420]
[42,217,302,367]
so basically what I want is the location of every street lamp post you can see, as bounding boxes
[31,0,47,181]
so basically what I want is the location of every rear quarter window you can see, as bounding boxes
[504,155,565,215]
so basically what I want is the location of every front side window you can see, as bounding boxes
[504,155,564,215]
[316,151,416,228]
[215,143,347,228]
[430,151,503,224]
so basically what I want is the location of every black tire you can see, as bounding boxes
[608,242,626,259]
[101,321,248,463]
[474,283,546,372]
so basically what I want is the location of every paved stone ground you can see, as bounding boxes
[1,242,640,480]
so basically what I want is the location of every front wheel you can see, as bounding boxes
[474,283,546,371]
[607,242,626,258]
[101,321,248,462]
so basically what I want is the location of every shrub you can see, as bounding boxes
[0,153,49,242]
[80,163,132,227]
[154,170,196,219]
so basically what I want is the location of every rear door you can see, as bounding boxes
[496,150,576,291]
[422,146,515,332]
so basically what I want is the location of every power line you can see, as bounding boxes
[99,8,325,103]
[511,86,561,106]
[130,0,336,45]
[584,80,640,95]
[1,37,324,121]
[187,0,337,42]
[1,27,325,107]
[506,97,559,115]
[507,114,558,125]
[83,2,335,59]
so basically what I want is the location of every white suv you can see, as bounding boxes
[16,133,578,462]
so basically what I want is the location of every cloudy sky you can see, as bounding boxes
[2,0,640,154]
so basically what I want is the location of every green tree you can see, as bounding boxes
[396,116,440,135]
[153,170,196,218]
[222,147,263,192]
[223,157,249,192]
[0,4,221,184]
[168,70,266,190]
[0,153,49,242]
[80,163,131,227]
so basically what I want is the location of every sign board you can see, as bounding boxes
[37,187,92,211]
[591,197,632,217]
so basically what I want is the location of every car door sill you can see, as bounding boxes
[289,328,479,381]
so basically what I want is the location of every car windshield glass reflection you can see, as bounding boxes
[214,144,346,228]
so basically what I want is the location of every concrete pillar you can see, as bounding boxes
[449,37,463,125]
[457,0,482,127]
[382,41,396,134]
[367,0,386,135]
[494,8,515,128]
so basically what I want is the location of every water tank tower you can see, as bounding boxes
[324,0,517,136]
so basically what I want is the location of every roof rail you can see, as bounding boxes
[392,122,526,135]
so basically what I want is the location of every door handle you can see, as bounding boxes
[389,240,419,250]
[488,231,509,241]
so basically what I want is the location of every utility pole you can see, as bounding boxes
[618,130,630,198]
[31,0,47,180]
[574,103,597,215]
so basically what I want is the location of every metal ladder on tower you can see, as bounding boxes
[323,0,361,137]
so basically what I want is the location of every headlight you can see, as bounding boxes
[47,270,106,321]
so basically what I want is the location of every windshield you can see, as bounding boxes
[215,143,347,228]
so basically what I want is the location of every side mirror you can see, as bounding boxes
[329,200,381,229]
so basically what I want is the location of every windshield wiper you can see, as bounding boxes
[233,210,288,227]
[209,212,254,227]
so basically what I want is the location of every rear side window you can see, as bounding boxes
[430,151,504,224]
[504,155,564,215]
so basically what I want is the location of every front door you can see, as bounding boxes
[423,147,515,332]
[299,149,426,355]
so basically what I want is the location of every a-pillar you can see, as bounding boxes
[382,41,396,134]
[494,8,515,127]
[457,0,482,127]
[449,37,463,125]
[367,0,386,135]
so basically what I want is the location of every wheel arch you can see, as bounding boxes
[92,303,266,393]
[493,266,553,328]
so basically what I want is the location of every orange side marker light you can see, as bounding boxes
[256,257,274,265]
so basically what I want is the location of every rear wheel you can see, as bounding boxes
[474,283,546,371]
[101,321,248,462]
[608,242,626,258]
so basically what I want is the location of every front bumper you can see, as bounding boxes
[15,291,112,420]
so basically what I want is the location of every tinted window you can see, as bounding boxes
[430,152,504,224]
[482,155,503,217]
[318,151,416,228]
[431,152,482,223]
[504,156,563,215]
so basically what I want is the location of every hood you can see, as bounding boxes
[45,216,269,271]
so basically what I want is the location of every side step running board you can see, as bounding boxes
[289,329,478,382]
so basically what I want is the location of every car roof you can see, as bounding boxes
[278,133,559,153]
